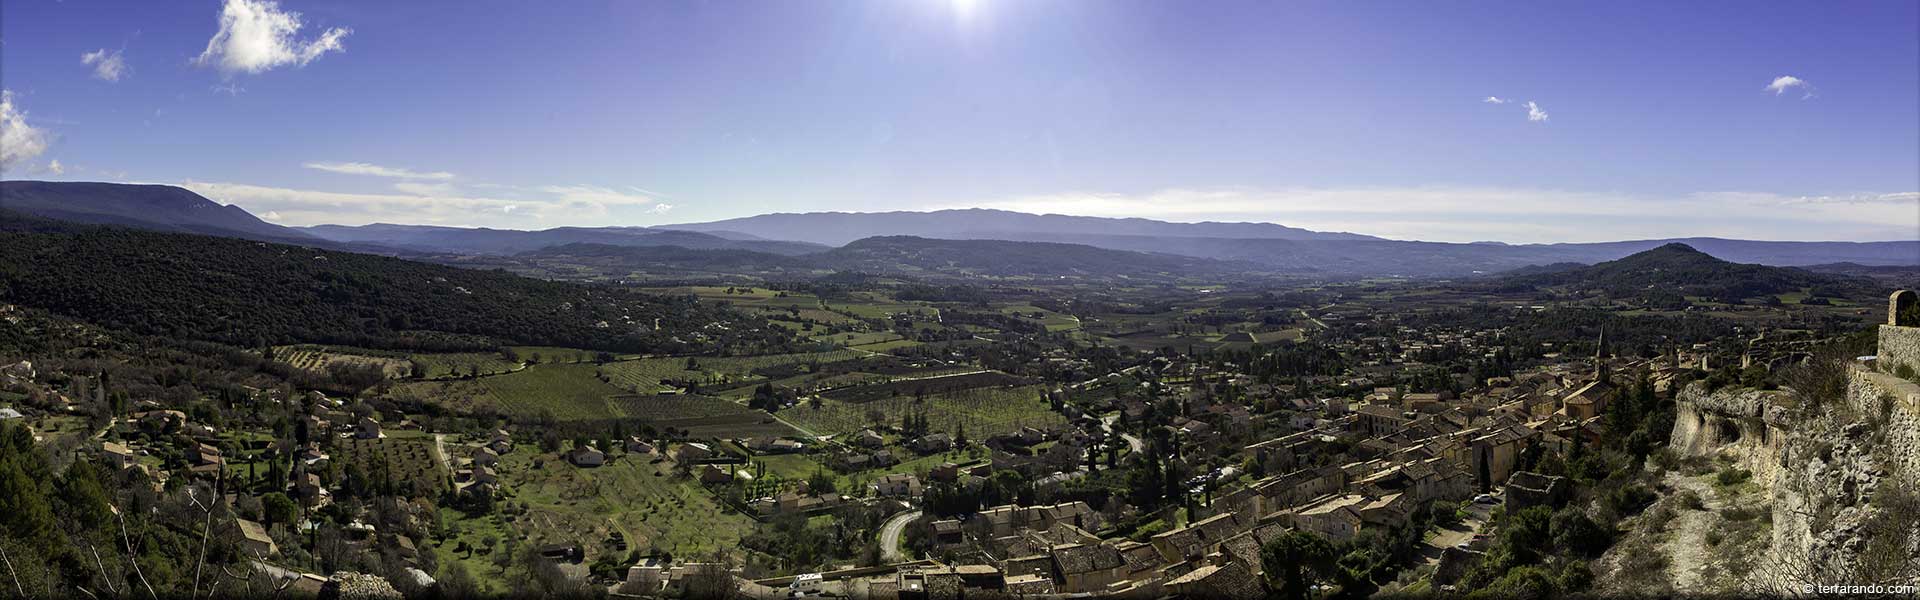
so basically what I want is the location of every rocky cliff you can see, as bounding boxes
[1670,338,1920,593]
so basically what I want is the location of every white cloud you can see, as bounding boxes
[649,203,675,214]
[939,186,1920,243]
[46,159,64,175]
[194,0,350,76]
[1765,75,1814,99]
[538,185,666,212]
[1525,101,1549,122]
[81,49,129,82]
[1482,96,1509,104]
[176,180,674,227]
[393,181,456,196]
[305,161,455,180]
[0,90,50,171]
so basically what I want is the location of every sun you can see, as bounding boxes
[950,0,980,23]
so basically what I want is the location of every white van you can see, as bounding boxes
[790,573,824,596]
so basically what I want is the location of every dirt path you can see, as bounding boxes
[1662,472,1724,592]
[433,433,454,473]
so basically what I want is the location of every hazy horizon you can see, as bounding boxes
[3,0,1917,243]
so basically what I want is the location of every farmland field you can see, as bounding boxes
[826,331,905,346]
[780,383,1063,437]
[335,434,447,497]
[849,339,925,353]
[387,378,499,414]
[503,346,606,364]
[479,363,626,420]
[598,350,863,394]
[276,345,414,379]
[447,448,761,582]
[1000,305,1083,331]
[411,351,522,380]
[819,371,1034,403]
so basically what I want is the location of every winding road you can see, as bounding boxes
[878,509,922,563]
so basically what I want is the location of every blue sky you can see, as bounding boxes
[2,0,1916,242]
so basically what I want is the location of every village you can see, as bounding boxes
[2,266,1851,599]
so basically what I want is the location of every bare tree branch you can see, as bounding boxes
[114,507,158,600]
[89,544,118,596]
[0,544,25,598]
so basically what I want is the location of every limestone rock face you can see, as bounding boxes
[1670,383,1791,487]
[1669,355,1920,593]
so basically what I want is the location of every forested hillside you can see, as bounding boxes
[0,212,793,354]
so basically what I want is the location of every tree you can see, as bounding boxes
[1261,531,1337,600]
[1549,508,1609,557]
[262,492,299,528]
[807,470,838,495]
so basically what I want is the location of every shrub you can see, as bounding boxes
[1715,467,1752,487]
[1604,484,1658,516]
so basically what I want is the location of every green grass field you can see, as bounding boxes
[504,346,605,364]
[850,339,923,353]
[597,350,863,394]
[480,363,627,420]
[412,351,522,380]
[778,384,1063,438]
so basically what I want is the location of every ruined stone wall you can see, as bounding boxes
[1878,325,1920,378]
[1843,368,1920,481]
[1757,366,1920,592]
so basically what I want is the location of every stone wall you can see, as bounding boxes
[1844,367,1920,479]
[1759,365,1920,592]
[1877,325,1920,378]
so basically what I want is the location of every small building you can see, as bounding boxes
[912,433,953,454]
[354,417,383,440]
[472,447,499,467]
[102,441,137,469]
[871,473,923,499]
[236,518,278,556]
[567,445,606,467]
[699,464,733,485]
[673,442,714,463]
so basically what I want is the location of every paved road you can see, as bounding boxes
[1099,415,1145,455]
[878,509,922,563]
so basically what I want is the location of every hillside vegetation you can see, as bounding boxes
[1501,243,1878,302]
[0,211,791,354]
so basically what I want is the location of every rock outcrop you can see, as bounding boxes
[1670,292,1920,593]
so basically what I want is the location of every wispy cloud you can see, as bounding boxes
[305,161,455,180]
[1482,96,1509,104]
[46,159,64,175]
[81,49,130,82]
[1765,75,1814,99]
[1525,101,1549,122]
[939,186,1920,243]
[194,0,350,76]
[0,91,50,172]
[177,179,674,227]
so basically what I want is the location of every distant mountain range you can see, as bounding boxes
[298,223,825,256]
[517,236,1270,282]
[660,208,1382,245]
[4,181,1915,279]
[1497,242,1879,301]
[0,180,319,243]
